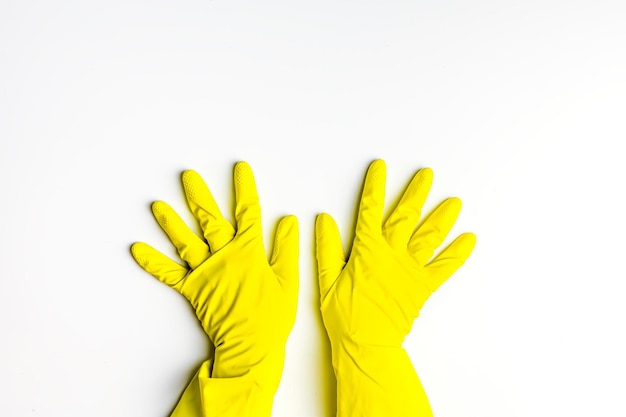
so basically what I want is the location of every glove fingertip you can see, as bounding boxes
[366,159,387,189]
[446,196,463,212]
[273,214,299,259]
[315,213,345,299]
[181,169,206,199]
[369,158,386,172]
[234,161,255,186]
[181,169,200,182]
[151,200,169,221]
[130,242,151,268]
[415,167,434,190]
[456,232,477,256]
[234,160,252,170]
[280,214,299,230]
[420,166,434,177]
[315,213,337,239]
[271,215,300,292]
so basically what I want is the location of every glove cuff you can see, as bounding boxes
[331,340,433,417]
[170,357,279,417]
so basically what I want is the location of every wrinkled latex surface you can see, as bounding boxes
[316,160,476,417]
[131,162,299,417]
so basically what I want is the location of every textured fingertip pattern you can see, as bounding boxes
[413,168,434,197]
[130,242,150,268]
[182,170,205,200]
[316,213,339,244]
[428,197,462,228]
[357,160,387,233]
[234,161,262,232]
[271,221,284,265]
[368,159,387,184]
[151,200,169,226]
[271,215,298,265]
[315,213,328,239]
[418,167,434,182]
[234,161,252,184]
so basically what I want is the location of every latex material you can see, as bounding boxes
[316,160,476,417]
[131,162,299,417]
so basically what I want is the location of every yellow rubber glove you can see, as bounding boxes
[316,160,476,417]
[131,162,299,417]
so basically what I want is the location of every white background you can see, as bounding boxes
[1,1,625,416]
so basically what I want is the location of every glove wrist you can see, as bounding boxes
[331,339,433,417]
[171,358,279,417]
[212,344,287,393]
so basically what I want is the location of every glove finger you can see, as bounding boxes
[182,170,236,252]
[409,197,462,265]
[424,232,476,290]
[151,201,210,269]
[315,213,346,300]
[356,159,386,236]
[383,168,433,249]
[270,215,299,295]
[131,242,188,290]
[233,161,262,235]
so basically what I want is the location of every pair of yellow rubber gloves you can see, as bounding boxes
[131,160,476,417]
